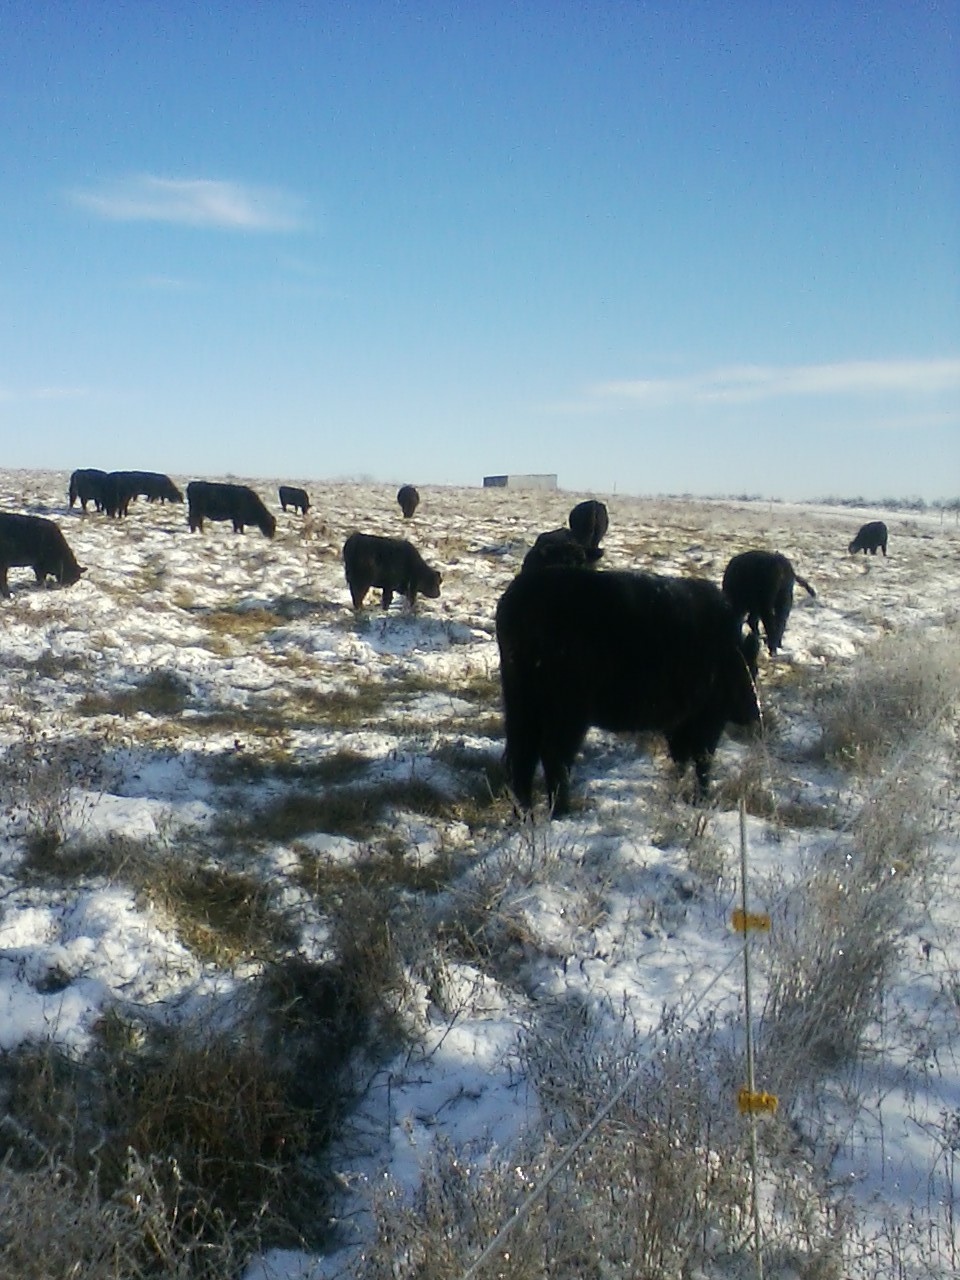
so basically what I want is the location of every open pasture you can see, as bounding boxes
[0,468,958,1279]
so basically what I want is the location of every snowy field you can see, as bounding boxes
[0,468,958,1278]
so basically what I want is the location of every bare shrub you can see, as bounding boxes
[0,721,104,858]
[359,1008,844,1280]
[757,769,937,1096]
[812,627,959,770]
[0,1147,251,1280]
[431,822,570,982]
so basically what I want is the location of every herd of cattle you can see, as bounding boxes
[0,472,893,815]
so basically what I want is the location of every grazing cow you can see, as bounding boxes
[186,481,276,537]
[68,468,108,512]
[522,527,597,572]
[722,550,815,656]
[99,470,183,517]
[568,499,609,553]
[342,532,442,610]
[496,568,761,815]
[124,471,183,504]
[397,485,420,519]
[849,520,888,556]
[279,485,310,514]
[0,512,86,597]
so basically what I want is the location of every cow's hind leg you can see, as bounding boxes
[768,586,794,653]
[540,717,587,817]
[501,708,540,812]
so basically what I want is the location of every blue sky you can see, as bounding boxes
[2,2,957,501]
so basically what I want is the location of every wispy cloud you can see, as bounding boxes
[70,175,304,231]
[0,385,91,403]
[593,358,960,406]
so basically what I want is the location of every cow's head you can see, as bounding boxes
[60,563,87,588]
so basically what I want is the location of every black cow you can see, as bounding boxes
[496,568,761,815]
[68,468,108,512]
[124,471,183,504]
[849,520,888,556]
[94,471,139,518]
[397,485,420,519]
[101,470,184,516]
[0,512,86,597]
[522,527,597,572]
[342,532,442,610]
[722,550,815,656]
[568,499,609,553]
[279,485,310,514]
[186,481,276,537]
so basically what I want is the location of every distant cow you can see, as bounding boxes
[68,468,108,512]
[186,481,276,537]
[722,550,815,656]
[100,470,184,517]
[849,520,888,556]
[123,471,183,504]
[522,527,597,572]
[568,499,609,553]
[496,568,761,815]
[0,512,86,597]
[279,485,310,514]
[90,471,137,518]
[397,485,420,519]
[342,532,442,610]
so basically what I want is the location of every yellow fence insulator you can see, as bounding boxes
[731,908,771,933]
[738,1087,779,1116]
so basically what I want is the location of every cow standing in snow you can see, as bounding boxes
[0,512,86,597]
[496,567,760,815]
[721,550,815,656]
[342,532,442,610]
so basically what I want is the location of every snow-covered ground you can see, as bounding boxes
[0,469,958,1278]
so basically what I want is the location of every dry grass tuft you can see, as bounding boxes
[139,857,299,964]
[209,744,370,787]
[0,948,407,1276]
[219,777,450,843]
[77,669,192,719]
[812,626,959,770]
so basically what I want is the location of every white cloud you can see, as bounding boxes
[594,358,960,406]
[0,385,91,403]
[70,175,304,231]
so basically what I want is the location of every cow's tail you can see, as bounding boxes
[795,573,816,598]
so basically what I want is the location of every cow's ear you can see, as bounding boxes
[80,566,88,576]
